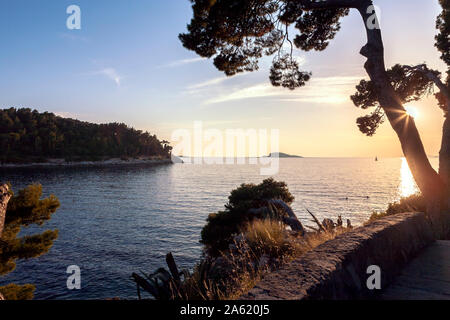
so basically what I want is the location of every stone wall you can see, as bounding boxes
[241,212,434,300]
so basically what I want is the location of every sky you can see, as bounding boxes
[0,0,446,157]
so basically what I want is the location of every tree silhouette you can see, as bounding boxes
[0,108,172,163]
[180,0,448,220]
[352,0,449,208]
[0,183,59,300]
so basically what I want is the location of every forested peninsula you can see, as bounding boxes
[0,108,172,164]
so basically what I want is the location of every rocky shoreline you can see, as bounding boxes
[0,158,173,169]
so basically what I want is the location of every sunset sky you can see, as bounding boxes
[0,0,446,157]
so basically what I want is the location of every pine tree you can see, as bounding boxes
[0,183,59,300]
[180,0,446,217]
[351,1,449,210]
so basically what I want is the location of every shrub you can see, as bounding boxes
[190,222,346,300]
[367,194,425,223]
[200,178,294,254]
[133,179,352,301]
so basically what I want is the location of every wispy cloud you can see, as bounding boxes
[59,32,88,42]
[205,83,278,104]
[185,73,246,94]
[187,76,230,90]
[204,76,362,105]
[93,68,122,86]
[158,57,206,68]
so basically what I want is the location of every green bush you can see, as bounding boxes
[201,178,294,254]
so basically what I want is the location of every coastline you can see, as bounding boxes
[0,157,173,169]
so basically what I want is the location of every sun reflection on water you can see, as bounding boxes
[400,157,419,198]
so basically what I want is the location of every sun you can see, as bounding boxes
[405,105,419,119]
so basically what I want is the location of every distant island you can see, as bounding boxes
[0,108,172,164]
[265,152,303,158]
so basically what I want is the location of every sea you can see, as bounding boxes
[0,157,438,299]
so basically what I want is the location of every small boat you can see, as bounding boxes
[375,156,378,161]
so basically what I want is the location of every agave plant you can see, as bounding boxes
[131,252,190,300]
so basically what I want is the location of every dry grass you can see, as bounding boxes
[163,218,350,301]
[366,194,425,224]
[301,228,347,250]
[200,219,349,300]
[243,219,295,257]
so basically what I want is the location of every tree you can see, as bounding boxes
[433,0,449,207]
[0,108,172,163]
[0,183,59,300]
[180,0,447,221]
[352,0,449,208]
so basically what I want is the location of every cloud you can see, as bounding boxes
[187,76,230,90]
[59,32,88,42]
[204,76,363,105]
[205,83,278,104]
[159,57,206,68]
[185,73,247,95]
[93,68,122,86]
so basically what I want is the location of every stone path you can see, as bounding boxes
[381,240,450,300]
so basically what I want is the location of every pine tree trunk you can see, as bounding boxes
[414,65,450,210]
[356,2,445,221]
[440,115,450,209]
[0,184,10,300]
[0,183,11,238]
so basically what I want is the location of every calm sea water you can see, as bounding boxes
[0,157,438,299]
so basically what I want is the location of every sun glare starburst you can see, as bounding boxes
[405,105,419,119]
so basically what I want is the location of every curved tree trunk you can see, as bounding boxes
[0,183,11,300]
[440,115,450,209]
[356,2,445,222]
[300,0,445,221]
[434,74,450,209]
[408,65,450,209]
[0,183,11,238]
